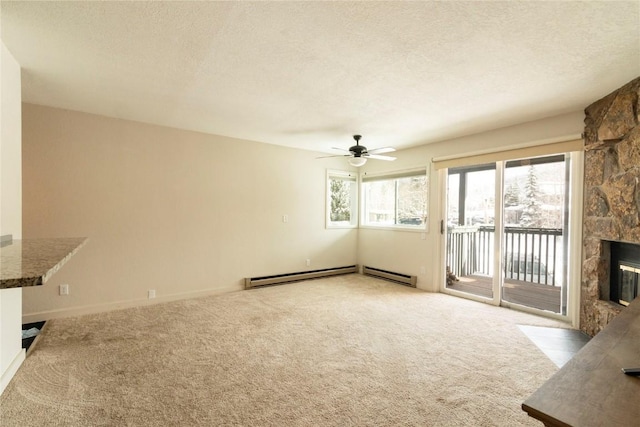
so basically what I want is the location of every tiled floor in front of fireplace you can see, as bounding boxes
[518,325,591,368]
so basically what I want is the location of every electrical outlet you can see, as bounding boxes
[420,266,426,275]
[148,289,156,299]
[282,214,289,223]
[306,259,311,267]
[59,284,69,296]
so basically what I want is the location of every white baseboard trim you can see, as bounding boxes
[22,284,242,323]
[0,349,25,396]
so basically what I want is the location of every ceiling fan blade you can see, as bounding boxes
[316,154,349,159]
[368,147,396,154]
[331,146,350,152]
[367,154,397,161]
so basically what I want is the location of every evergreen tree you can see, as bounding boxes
[330,179,351,222]
[504,183,520,207]
[519,165,542,227]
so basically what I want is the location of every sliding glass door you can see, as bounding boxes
[501,156,569,314]
[444,154,572,316]
[445,164,497,300]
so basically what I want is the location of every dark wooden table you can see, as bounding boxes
[522,297,640,426]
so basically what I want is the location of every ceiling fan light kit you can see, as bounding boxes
[348,157,367,167]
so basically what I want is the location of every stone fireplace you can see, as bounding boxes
[582,76,640,336]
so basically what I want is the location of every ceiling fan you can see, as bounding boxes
[318,135,396,167]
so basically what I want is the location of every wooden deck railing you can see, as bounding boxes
[447,225,563,286]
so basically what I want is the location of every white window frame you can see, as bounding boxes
[360,167,429,232]
[326,169,359,229]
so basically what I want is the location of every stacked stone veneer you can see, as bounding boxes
[582,77,640,336]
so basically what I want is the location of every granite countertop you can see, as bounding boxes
[0,237,87,289]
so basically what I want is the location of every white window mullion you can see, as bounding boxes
[493,161,505,306]
[394,179,399,225]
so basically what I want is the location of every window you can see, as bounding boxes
[326,170,358,228]
[362,168,428,229]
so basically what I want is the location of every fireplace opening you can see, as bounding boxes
[610,242,640,307]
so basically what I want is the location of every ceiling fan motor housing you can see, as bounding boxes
[349,145,367,157]
[349,135,367,157]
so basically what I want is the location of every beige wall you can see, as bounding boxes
[357,111,585,292]
[22,104,357,321]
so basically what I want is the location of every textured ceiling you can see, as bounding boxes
[1,1,639,153]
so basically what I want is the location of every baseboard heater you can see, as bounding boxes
[244,265,359,289]
[363,266,417,288]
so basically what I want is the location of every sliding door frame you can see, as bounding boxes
[438,151,584,327]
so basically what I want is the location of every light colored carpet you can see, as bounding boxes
[0,274,566,426]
